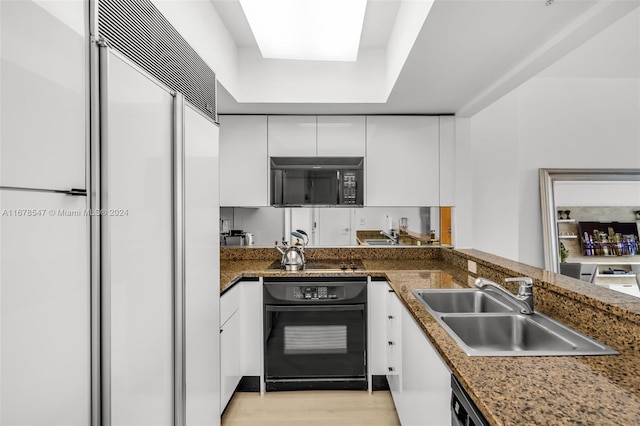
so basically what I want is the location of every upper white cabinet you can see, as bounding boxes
[268,116,317,157]
[219,115,269,206]
[0,0,86,190]
[268,115,366,157]
[317,116,365,156]
[439,116,456,206]
[366,116,440,206]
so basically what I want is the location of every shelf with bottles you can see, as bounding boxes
[581,238,640,257]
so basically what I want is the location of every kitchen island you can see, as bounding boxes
[220,247,640,426]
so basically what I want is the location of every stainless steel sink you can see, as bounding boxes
[413,289,515,314]
[364,239,397,246]
[412,288,619,356]
[439,313,618,356]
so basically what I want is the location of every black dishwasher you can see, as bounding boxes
[451,375,489,426]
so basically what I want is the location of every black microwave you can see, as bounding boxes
[270,157,364,207]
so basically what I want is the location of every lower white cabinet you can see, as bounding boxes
[368,280,391,378]
[220,309,241,412]
[220,280,263,413]
[386,289,451,426]
[220,284,241,412]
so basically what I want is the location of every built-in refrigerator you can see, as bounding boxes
[1,1,90,424]
[1,1,221,425]
[99,47,220,425]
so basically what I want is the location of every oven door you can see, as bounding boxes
[264,304,366,386]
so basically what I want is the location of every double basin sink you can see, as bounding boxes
[412,287,618,356]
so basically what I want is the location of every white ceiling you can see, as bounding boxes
[212,0,638,116]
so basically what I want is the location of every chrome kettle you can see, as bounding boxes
[275,245,305,271]
[274,230,308,271]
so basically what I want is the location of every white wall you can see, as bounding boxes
[463,8,640,268]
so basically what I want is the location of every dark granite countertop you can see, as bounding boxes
[219,248,640,425]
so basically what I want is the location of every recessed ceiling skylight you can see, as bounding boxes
[239,0,367,62]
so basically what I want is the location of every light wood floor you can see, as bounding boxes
[222,390,401,426]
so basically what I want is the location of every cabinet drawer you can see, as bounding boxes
[220,284,240,326]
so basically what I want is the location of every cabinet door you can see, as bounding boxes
[402,302,451,426]
[268,116,317,157]
[219,115,268,206]
[366,116,439,206]
[220,282,240,326]
[0,190,89,425]
[1,0,86,190]
[386,290,404,419]
[368,281,389,377]
[317,116,365,156]
[220,311,241,413]
[439,116,456,206]
[239,281,263,376]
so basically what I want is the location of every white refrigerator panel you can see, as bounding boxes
[184,105,220,425]
[106,52,174,426]
[0,190,90,425]
[0,0,86,189]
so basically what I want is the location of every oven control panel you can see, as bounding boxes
[291,286,342,300]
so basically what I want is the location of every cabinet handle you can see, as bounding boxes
[388,367,395,372]
[388,315,394,320]
[220,329,223,333]
[388,341,394,346]
[388,289,395,293]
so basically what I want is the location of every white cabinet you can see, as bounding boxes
[1,0,87,190]
[220,284,241,412]
[0,190,89,426]
[386,287,404,413]
[239,280,263,377]
[268,115,366,157]
[317,116,366,156]
[220,279,263,412]
[366,116,440,206]
[219,115,269,206]
[385,289,451,426]
[268,116,317,157]
[401,302,451,426]
[439,116,456,206]
[220,311,241,412]
[368,280,390,378]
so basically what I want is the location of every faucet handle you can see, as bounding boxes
[505,277,533,294]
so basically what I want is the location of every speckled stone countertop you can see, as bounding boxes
[219,247,640,425]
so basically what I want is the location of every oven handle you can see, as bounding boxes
[265,304,364,313]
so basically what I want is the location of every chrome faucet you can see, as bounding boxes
[474,277,535,314]
[380,230,399,244]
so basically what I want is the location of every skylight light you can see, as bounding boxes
[239,0,367,62]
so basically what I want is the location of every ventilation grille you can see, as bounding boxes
[98,0,217,122]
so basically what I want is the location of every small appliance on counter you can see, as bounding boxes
[223,229,245,246]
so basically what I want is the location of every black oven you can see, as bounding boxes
[263,276,367,391]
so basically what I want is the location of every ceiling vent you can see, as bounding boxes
[97,0,218,122]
